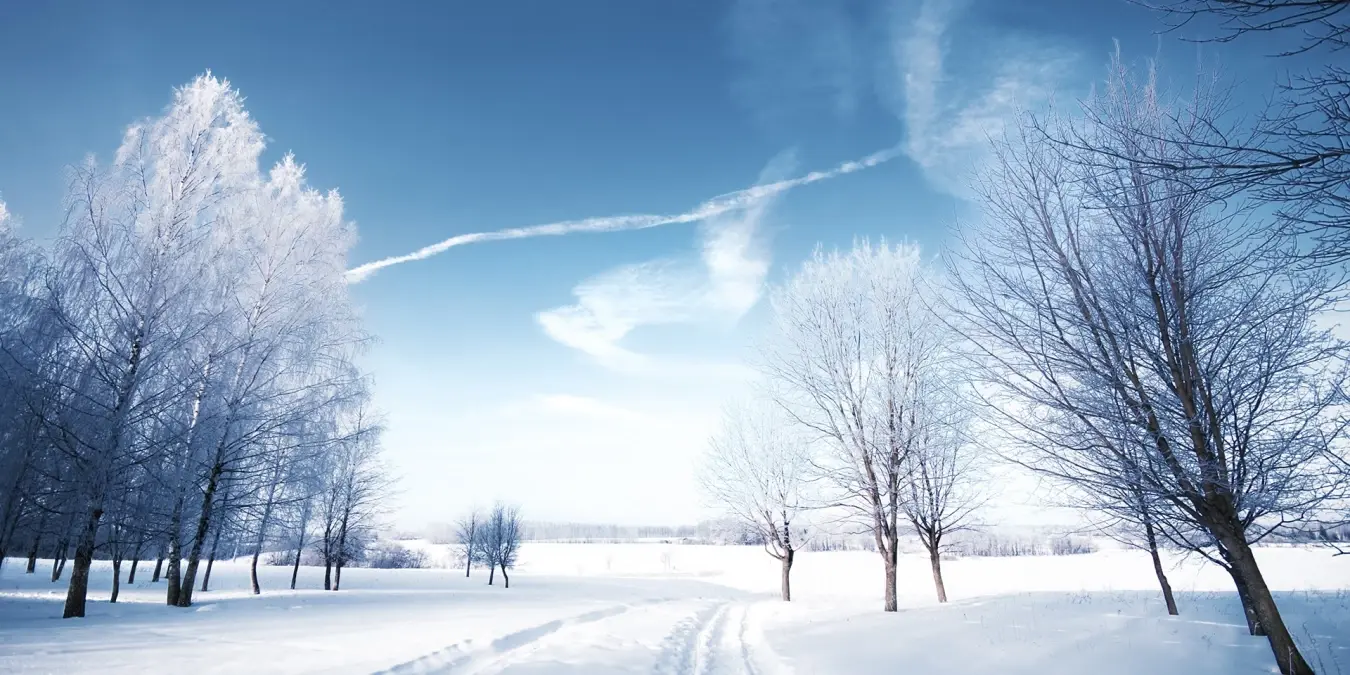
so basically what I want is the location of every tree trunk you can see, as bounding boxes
[0,487,27,575]
[250,548,263,595]
[62,504,103,619]
[51,535,69,582]
[881,533,898,612]
[332,516,349,592]
[1228,563,1263,635]
[110,556,123,604]
[488,563,496,586]
[152,555,164,583]
[126,538,142,585]
[928,548,948,604]
[323,558,332,591]
[250,501,276,596]
[1144,520,1178,616]
[201,553,216,593]
[165,497,184,603]
[201,522,224,593]
[290,540,304,591]
[1221,534,1313,675]
[178,464,223,607]
[780,549,794,602]
[501,563,509,589]
[25,533,40,573]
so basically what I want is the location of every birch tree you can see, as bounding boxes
[174,151,365,607]
[42,72,260,615]
[0,73,388,618]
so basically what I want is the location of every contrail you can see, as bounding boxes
[345,144,903,283]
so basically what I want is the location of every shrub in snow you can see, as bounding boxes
[364,541,428,569]
[1049,537,1097,556]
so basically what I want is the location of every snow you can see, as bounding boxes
[2,544,1348,674]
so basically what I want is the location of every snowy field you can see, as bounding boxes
[1,543,1347,674]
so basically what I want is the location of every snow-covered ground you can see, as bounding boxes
[1,544,1347,674]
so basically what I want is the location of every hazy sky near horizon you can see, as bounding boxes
[0,0,1303,528]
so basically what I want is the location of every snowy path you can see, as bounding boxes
[0,562,753,674]
[650,601,789,675]
[379,598,792,675]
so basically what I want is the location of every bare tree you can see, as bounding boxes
[456,509,482,578]
[764,241,947,612]
[900,390,982,604]
[1119,1,1350,264]
[479,502,522,588]
[700,402,809,601]
[948,56,1346,675]
[496,507,521,589]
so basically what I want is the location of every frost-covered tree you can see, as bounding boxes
[173,149,366,607]
[700,402,809,601]
[0,73,390,618]
[764,241,950,612]
[0,201,52,573]
[43,102,248,616]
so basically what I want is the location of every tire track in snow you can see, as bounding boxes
[652,602,727,675]
[652,602,793,675]
[730,603,793,675]
[691,603,732,674]
[375,603,635,675]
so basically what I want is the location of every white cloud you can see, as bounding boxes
[888,0,1072,195]
[535,153,798,372]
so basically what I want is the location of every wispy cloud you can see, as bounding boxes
[344,146,900,283]
[536,153,797,372]
[888,0,1071,194]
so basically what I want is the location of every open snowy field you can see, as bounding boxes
[2,544,1347,674]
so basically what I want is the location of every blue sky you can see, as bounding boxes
[0,0,1300,528]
